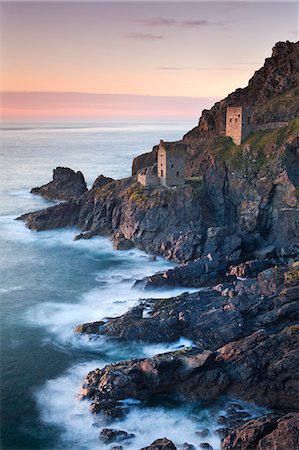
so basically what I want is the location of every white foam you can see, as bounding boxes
[35,360,222,450]
[36,358,267,450]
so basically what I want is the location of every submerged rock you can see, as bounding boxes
[99,428,135,443]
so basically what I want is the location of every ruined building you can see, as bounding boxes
[157,140,186,187]
[226,106,253,145]
[137,140,186,188]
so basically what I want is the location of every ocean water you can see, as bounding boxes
[0,120,266,450]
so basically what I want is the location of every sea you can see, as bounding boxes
[0,120,266,450]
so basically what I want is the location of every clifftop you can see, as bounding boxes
[187,40,299,138]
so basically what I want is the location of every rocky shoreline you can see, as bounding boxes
[16,41,299,449]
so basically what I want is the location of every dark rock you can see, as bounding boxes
[229,259,276,278]
[31,167,87,201]
[134,254,228,289]
[140,438,177,450]
[227,411,250,420]
[80,325,299,416]
[99,428,135,444]
[222,413,299,450]
[180,444,195,450]
[75,321,105,334]
[113,232,135,250]
[214,428,230,439]
[92,175,114,190]
[195,428,209,438]
[199,443,213,450]
[111,447,123,450]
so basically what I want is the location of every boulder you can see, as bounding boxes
[140,438,177,450]
[99,428,135,443]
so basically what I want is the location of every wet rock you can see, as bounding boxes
[227,411,250,420]
[199,443,213,450]
[222,413,299,450]
[31,167,87,201]
[89,400,125,420]
[99,428,135,444]
[113,232,135,250]
[134,254,229,289]
[214,428,230,439]
[140,438,177,450]
[180,443,195,450]
[75,321,105,334]
[81,326,299,415]
[195,428,209,438]
[111,447,123,450]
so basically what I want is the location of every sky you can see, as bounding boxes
[0,1,298,119]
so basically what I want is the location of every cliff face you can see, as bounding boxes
[133,41,299,176]
[19,41,299,262]
[188,40,299,137]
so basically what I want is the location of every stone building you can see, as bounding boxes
[226,106,253,145]
[157,140,186,187]
[137,164,160,187]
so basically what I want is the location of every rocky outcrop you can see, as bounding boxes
[188,40,299,137]
[76,264,299,348]
[80,326,299,414]
[222,413,299,450]
[99,428,135,444]
[92,174,114,189]
[20,177,213,262]
[19,42,299,262]
[31,167,87,201]
[140,438,176,450]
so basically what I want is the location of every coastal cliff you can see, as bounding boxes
[19,41,299,264]
[17,40,299,449]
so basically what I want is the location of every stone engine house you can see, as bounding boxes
[137,140,186,188]
[226,106,253,145]
[157,140,186,187]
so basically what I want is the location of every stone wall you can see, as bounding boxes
[137,173,159,187]
[226,106,252,145]
[158,141,186,187]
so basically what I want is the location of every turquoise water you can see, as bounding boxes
[0,120,265,450]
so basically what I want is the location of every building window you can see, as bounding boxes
[247,116,251,124]
[176,171,179,177]
[161,170,163,177]
[235,117,238,122]
[238,113,241,118]
[161,163,163,166]
[229,118,232,123]
[171,164,174,168]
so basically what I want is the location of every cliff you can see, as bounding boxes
[18,41,299,264]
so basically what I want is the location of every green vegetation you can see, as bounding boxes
[245,118,299,152]
[128,185,148,204]
[257,87,299,121]
[186,175,205,196]
[216,118,299,172]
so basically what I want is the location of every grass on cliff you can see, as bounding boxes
[256,86,299,122]
[216,118,299,172]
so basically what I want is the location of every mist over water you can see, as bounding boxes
[1,120,265,450]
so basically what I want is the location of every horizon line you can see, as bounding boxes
[1,91,220,100]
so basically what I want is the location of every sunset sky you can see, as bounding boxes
[1,1,298,119]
